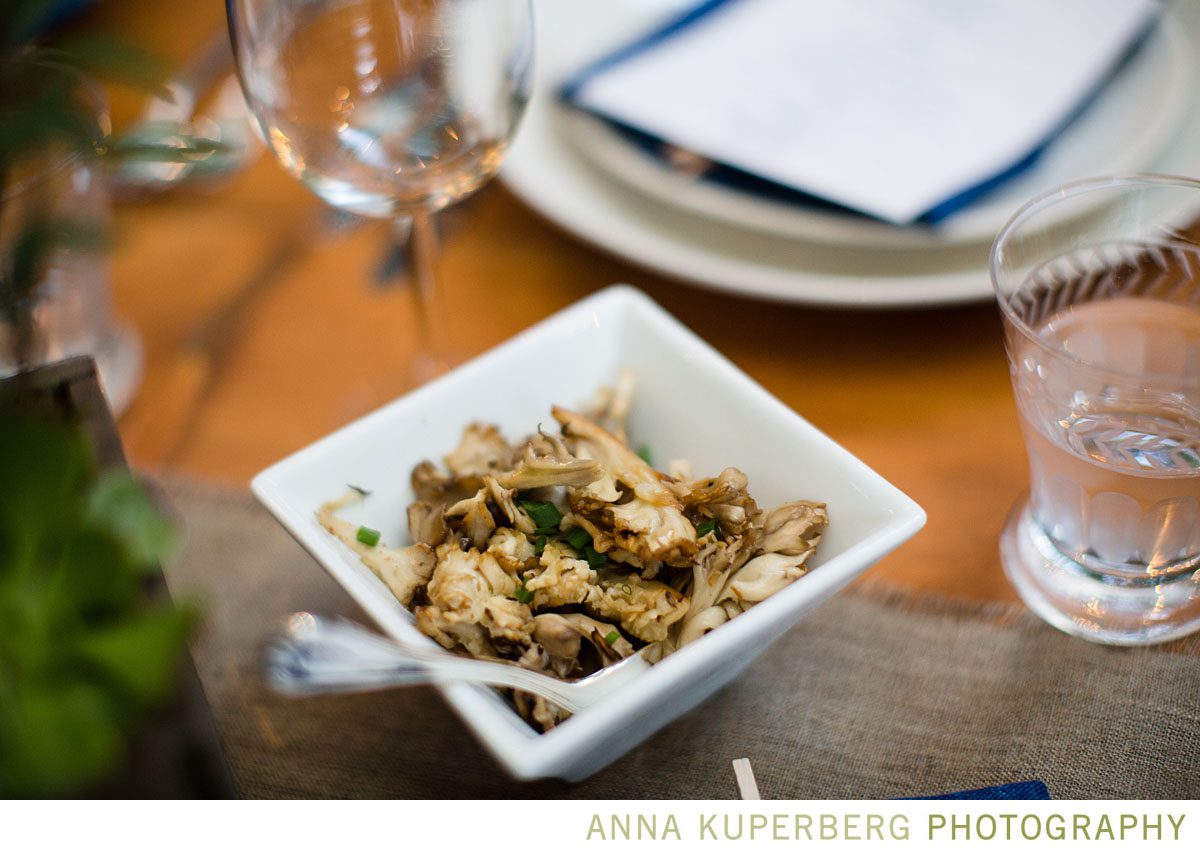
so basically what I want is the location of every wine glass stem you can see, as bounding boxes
[403,209,449,379]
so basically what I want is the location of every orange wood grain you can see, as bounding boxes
[99,0,1026,603]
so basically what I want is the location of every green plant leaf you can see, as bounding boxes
[53,528,140,621]
[0,415,90,556]
[84,471,178,569]
[44,34,168,94]
[1,679,124,797]
[73,605,194,704]
[0,72,98,161]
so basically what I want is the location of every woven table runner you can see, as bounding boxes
[161,479,1200,799]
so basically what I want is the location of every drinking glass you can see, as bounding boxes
[227,0,533,379]
[992,175,1200,645]
[0,59,142,414]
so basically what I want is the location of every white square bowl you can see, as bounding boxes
[251,285,925,781]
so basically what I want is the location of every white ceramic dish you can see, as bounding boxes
[502,0,1200,307]
[561,6,1190,251]
[252,286,925,780]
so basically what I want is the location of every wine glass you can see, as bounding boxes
[227,0,533,381]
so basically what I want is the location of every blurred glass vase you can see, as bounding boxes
[0,59,142,414]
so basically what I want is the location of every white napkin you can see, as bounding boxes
[564,0,1162,225]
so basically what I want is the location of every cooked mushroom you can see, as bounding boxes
[719,551,811,611]
[524,541,596,608]
[558,613,636,665]
[483,477,536,534]
[585,569,690,643]
[584,366,636,442]
[482,596,534,645]
[407,500,449,547]
[444,488,497,550]
[495,449,602,490]
[485,527,536,574]
[317,372,827,733]
[317,493,435,606]
[554,406,698,567]
[443,422,511,481]
[757,500,828,557]
[426,545,517,624]
[532,613,583,667]
[677,605,731,648]
[414,604,494,658]
[682,467,761,536]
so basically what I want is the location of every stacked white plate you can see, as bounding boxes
[502,0,1199,307]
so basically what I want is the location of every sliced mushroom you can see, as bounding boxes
[485,526,536,574]
[316,493,436,605]
[677,605,730,647]
[757,500,828,557]
[555,406,698,567]
[495,449,602,490]
[719,551,811,611]
[407,500,449,547]
[414,604,494,658]
[482,596,534,645]
[525,541,596,608]
[484,477,535,534]
[443,422,511,480]
[559,613,636,665]
[585,569,690,643]
[426,545,516,624]
[683,467,760,536]
[444,488,496,550]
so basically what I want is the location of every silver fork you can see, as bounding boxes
[263,612,651,714]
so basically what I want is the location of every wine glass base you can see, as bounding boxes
[95,321,144,417]
[1000,496,1200,646]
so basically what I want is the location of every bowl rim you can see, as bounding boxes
[251,284,926,778]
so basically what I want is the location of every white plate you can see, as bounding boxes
[252,286,925,780]
[561,8,1191,251]
[502,0,1200,306]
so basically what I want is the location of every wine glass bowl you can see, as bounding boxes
[227,0,533,379]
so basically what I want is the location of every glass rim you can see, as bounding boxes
[0,54,111,203]
[989,172,1200,388]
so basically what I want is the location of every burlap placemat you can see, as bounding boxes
[161,479,1200,799]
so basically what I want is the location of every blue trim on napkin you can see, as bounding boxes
[559,0,741,101]
[560,0,1162,226]
[910,781,1052,800]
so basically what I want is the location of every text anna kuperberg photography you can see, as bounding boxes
[585,812,1187,842]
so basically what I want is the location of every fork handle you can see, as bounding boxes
[262,614,581,712]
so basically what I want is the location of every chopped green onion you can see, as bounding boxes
[356,525,381,547]
[348,483,371,497]
[696,519,718,538]
[520,499,562,531]
[583,545,607,570]
[604,630,620,646]
[636,444,654,466]
[560,525,607,568]
[514,582,534,605]
[533,535,548,556]
[563,526,592,552]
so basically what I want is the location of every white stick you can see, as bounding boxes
[732,758,761,800]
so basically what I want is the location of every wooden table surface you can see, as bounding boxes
[100,0,1025,603]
